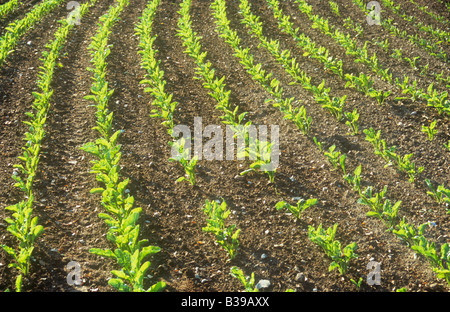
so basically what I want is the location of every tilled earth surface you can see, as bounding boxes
[0,0,449,292]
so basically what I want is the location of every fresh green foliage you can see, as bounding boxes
[344,109,359,135]
[421,120,438,141]
[356,0,448,62]
[329,1,340,16]
[343,17,363,37]
[275,198,318,218]
[363,127,390,161]
[0,0,21,19]
[374,38,389,53]
[0,0,65,67]
[136,0,177,133]
[230,266,258,292]
[444,140,450,151]
[358,185,402,230]
[322,95,346,121]
[364,128,424,183]
[214,0,329,183]
[240,138,277,183]
[180,0,281,185]
[1,0,96,292]
[284,105,312,135]
[391,48,403,60]
[425,179,450,204]
[404,56,420,70]
[313,137,323,152]
[270,0,399,111]
[297,0,450,117]
[399,78,425,103]
[343,164,362,194]
[369,89,392,105]
[202,199,240,260]
[297,0,393,83]
[169,137,198,185]
[424,84,449,115]
[81,0,165,292]
[350,277,363,290]
[324,145,344,170]
[393,220,450,285]
[345,73,374,95]
[2,199,43,285]
[381,0,450,45]
[308,223,358,275]
[389,152,424,183]
[267,0,344,81]
[136,0,198,185]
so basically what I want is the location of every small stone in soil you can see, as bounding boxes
[256,280,271,290]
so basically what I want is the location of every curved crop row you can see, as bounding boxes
[136,0,199,186]
[239,0,363,135]
[410,0,449,25]
[80,0,165,292]
[352,0,448,63]
[0,0,22,19]
[212,0,362,275]
[266,0,392,110]
[177,0,278,183]
[213,0,450,287]
[0,0,65,67]
[380,0,450,44]
[268,0,450,219]
[338,9,450,92]
[1,0,96,292]
[294,0,450,117]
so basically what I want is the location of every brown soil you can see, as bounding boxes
[0,0,449,293]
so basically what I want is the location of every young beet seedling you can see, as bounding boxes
[275,197,318,218]
[344,109,359,135]
[230,266,258,292]
[329,1,340,16]
[350,277,363,291]
[425,179,450,204]
[240,138,277,184]
[344,164,362,194]
[421,120,437,141]
[284,105,312,135]
[168,137,197,186]
[202,199,240,260]
[369,88,391,105]
[322,95,346,121]
[324,145,345,170]
[313,137,323,152]
[395,221,450,285]
[308,223,358,275]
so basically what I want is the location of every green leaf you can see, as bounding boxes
[2,245,17,258]
[89,248,116,259]
[176,176,186,183]
[33,225,44,240]
[139,245,161,263]
[122,208,142,228]
[90,187,105,194]
[275,201,287,211]
[15,274,23,292]
[329,261,340,272]
[147,281,166,292]
[108,278,131,292]
[111,270,129,280]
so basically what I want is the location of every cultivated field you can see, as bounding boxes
[0,0,449,292]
